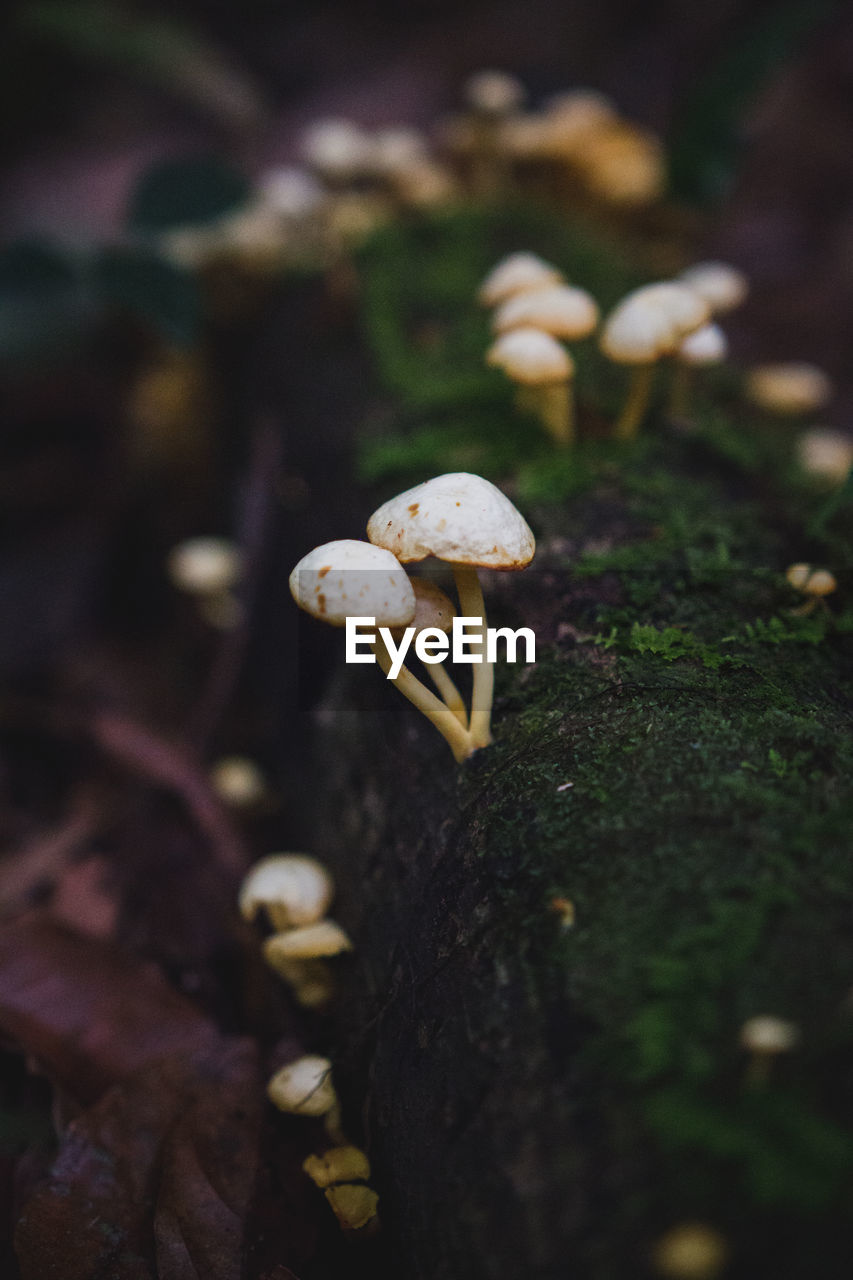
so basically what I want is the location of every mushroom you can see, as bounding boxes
[600,283,709,439]
[492,283,599,339]
[785,563,837,615]
[486,327,576,445]
[678,261,749,315]
[289,538,474,761]
[303,1146,371,1188]
[745,362,833,416]
[478,252,564,308]
[300,118,375,189]
[739,1015,800,1085]
[796,427,853,486]
[264,919,353,963]
[579,123,666,207]
[267,1054,338,1117]
[652,1222,728,1279]
[391,578,468,726]
[239,854,334,930]
[669,322,728,418]
[461,69,526,195]
[324,1183,380,1231]
[167,536,242,597]
[209,756,267,808]
[367,472,535,748]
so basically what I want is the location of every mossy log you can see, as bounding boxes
[303,429,853,1280]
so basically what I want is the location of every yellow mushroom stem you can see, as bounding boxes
[536,379,574,446]
[375,635,475,762]
[426,660,469,727]
[616,362,655,440]
[452,566,493,749]
[668,362,692,420]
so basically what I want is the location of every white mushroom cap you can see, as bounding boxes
[300,118,375,183]
[633,282,710,336]
[486,327,574,384]
[268,1055,337,1116]
[289,539,416,628]
[210,756,267,808]
[492,284,600,339]
[167,537,242,596]
[746,363,833,415]
[478,252,564,307]
[239,854,334,930]
[678,261,749,314]
[600,295,676,363]
[676,322,728,366]
[258,166,326,219]
[264,920,353,961]
[785,562,812,590]
[371,127,430,176]
[796,428,853,484]
[464,69,525,116]
[803,569,837,598]
[367,472,535,569]
[739,1015,800,1054]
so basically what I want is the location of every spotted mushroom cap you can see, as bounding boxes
[367,472,535,569]
[478,252,564,307]
[289,539,416,628]
[239,854,334,930]
[676,322,728,366]
[679,261,749,314]
[492,284,600,339]
[486,327,574,384]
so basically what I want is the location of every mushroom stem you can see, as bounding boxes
[615,363,655,440]
[453,566,493,748]
[668,362,692,419]
[537,380,574,446]
[375,637,475,762]
[425,660,469,726]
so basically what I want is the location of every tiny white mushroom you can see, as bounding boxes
[478,252,564,308]
[167,536,242,597]
[300,118,375,187]
[268,1055,338,1117]
[745,363,833,416]
[210,756,266,808]
[264,920,353,961]
[600,295,676,440]
[739,1014,800,1084]
[796,428,853,486]
[239,854,334,931]
[486,326,576,445]
[679,261,749,315]
[669,322,728,418]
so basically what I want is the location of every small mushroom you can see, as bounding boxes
[264,920,353,962]
[669,322,728,418]
[478,252,564,308]
[745,362,833,416]
[796,427,853,486]
[652,1222,728,1279]
[785,563,837,615]
[300,118,375,189]
[303,1145,371,1188]
[579,123,666,207]
[367,473,535,748]
[324,1183,380,1231]
[391,578,468,726]
[601,283,708,439]
[678,261,749,315]
[239,854,334,931]
[267,1055,338,1117]
[739,1014,800,1084]
[486,327,576,445]
[289,539,474,761]
[462,69,526,195]
[167,536,242,597]
[210,756,267,808]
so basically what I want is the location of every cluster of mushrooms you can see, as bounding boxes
[239,854,379,1232]
[482,252,747,443]
[289,472,535,762]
